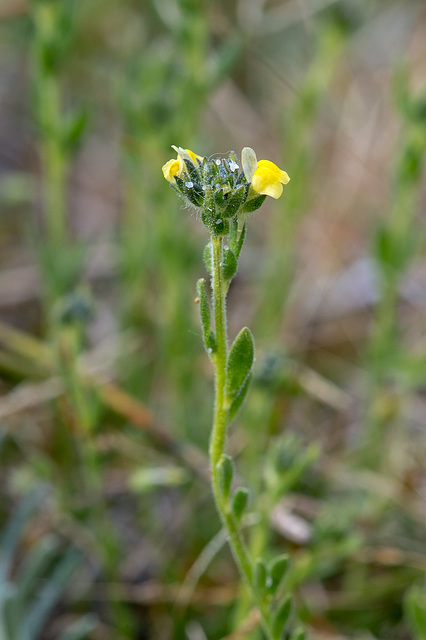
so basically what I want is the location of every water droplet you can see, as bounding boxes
[185,181,194,188]
[216,219,222,224]
[215,159,221,165]
[208,348,212,354]
[229,161,239,172]
[253,357,257,362]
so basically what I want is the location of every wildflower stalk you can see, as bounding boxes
[209,234,273,636]
[163,146,298,639]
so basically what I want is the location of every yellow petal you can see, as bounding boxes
[185,149,203,164]
[162,157,182,184]
[251,159,290,199]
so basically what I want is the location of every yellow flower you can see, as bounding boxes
[251,160,290,199]
[241,147,290,199]
[162,147,203,184]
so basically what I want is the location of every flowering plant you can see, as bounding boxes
[163,146,303,640]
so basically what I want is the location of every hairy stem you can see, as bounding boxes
[208,234,272,638]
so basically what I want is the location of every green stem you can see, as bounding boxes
[208,235,272,638]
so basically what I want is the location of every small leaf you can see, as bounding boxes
[196,279,216,354]
[226,328,254,401]
[241,194,267,213]
[227,373,252,422]
[216,455,234,500]
[267,555,289,595]
[203,242,213,275]
[232,488,250,521]
[272,596,292,640]
[222,246,237,282]
[236,223,247,258]
[253,558,267,592]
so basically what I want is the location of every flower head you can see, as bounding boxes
[162,145,290,235]
[242,147,290,200]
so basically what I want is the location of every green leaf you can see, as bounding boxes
[225,327,254,419]
[222,246,237,282]
[272,596,292,640]
[196,279,216,354]
[203,242,213,275]
[236,223,247,258]
[253,558,267,592]
[241,194,267,213]
[227,373,252,423]
[216,455,234,500]
[267,555,289,595]
[231,487,250,521]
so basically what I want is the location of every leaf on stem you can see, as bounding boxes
[196,279,216,354]
[267,555,289,595]
[216,454,234,500]
[225,327,255,421]
[272,596,292,640]
[253,558,267,592]
[231,487,250,521]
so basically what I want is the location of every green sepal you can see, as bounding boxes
[253,558,267,592]
[241,194,267,213]
[267,555,289,595]
[225,327,255,416]
[223,184,248,218]
[222,246,237,282]
[216,455,234,500]
[183,180,204,207]
[174,175,187,198]
[272,596,292,640]
[183,158,201,185]
[201,186,216,234]
[196,279,216,355]
[204,242,213,275]
[231,487,249,521]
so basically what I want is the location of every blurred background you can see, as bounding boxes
[1,0,426,638]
